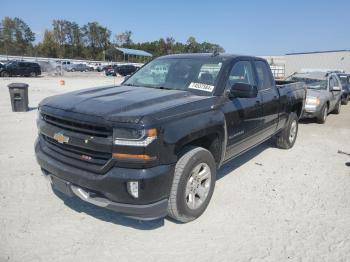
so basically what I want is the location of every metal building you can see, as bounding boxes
[262,50,350,79]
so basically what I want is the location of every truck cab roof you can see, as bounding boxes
[158,53,265,62]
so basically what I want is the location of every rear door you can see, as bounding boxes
[333,74,342,103]
[223,60,264,159]
[18,62,28,75]
[254,60,280,137]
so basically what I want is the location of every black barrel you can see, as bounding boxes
[8,83,29,112]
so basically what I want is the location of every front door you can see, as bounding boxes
[254,60,280,137]
[223,60,264,160]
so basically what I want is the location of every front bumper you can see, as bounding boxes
[302,104,322,119]
[35,139,175,220]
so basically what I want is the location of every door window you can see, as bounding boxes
[227,61,256,87]
[334,76,341,88]
[329,76,337,90]
[254,61,273,90]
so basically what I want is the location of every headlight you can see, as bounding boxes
[113,128,157,146]
[306,97,320,105]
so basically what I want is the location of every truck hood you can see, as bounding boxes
[40,85,216,124]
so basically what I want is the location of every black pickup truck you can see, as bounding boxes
[35,54,306,222]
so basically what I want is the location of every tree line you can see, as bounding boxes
[0,17,225,61]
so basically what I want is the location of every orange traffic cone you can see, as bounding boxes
[59,80,65,86]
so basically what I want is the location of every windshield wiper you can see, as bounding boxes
[124,83,139,87]
[154,86,173,90]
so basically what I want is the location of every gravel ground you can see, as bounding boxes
[0,73,350,262]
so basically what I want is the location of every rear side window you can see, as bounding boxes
[255,61,273,90]
[227,61,256,86]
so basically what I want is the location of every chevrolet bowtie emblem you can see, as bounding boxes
[53,132,69,144]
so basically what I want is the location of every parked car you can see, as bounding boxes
[0,61,41,77]
[88,63,103,71]
[96,65,105,72]
[104,64,118,76]
[58,61,72,71]
[65,63,92,72]
[35,53,306,222]
[117,64,137,76]
[288,72,342,123]
[337,73,350,105]
[105,64,137,76]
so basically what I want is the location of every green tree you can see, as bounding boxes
[64,21,83,58]
[37,30,58,57]
[82,22,111,60]
[199,42,225,53]
[0,17,35,55]
[186,36,200,53]
[52,19,70,57]
[115,30,133,46]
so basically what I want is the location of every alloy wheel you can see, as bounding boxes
[185,163,212,210]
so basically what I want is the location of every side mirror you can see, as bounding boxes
[331,86,341,92]
[228,83,257,98]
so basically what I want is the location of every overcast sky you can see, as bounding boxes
[1,0,349,55]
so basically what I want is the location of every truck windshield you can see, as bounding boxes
[123,57,224,95]
[291,77,327,90]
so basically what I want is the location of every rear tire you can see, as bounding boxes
[167,146,216,223]
[317,104,328,124]
[342,96,348,105]
[276,112,298,149]
[333,100,341,114]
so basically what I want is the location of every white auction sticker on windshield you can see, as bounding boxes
[188,82,214,92]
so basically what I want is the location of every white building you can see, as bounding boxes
[262,50,350,79]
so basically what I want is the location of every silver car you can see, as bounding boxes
[289,72,342,123]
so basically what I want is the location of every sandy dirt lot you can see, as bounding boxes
[0,73,350,262]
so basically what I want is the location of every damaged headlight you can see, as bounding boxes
[113,128,157,146]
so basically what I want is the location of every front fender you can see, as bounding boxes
[161,110,226,164]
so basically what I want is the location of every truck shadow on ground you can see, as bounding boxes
[217,140,271,180]
[53,140,271,229]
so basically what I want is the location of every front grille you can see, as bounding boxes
[42,113,112,138]
[43,134,111,166]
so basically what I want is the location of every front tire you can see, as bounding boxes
[167,147,216,223]
[317,104,328,124]
[276,112,298,149]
